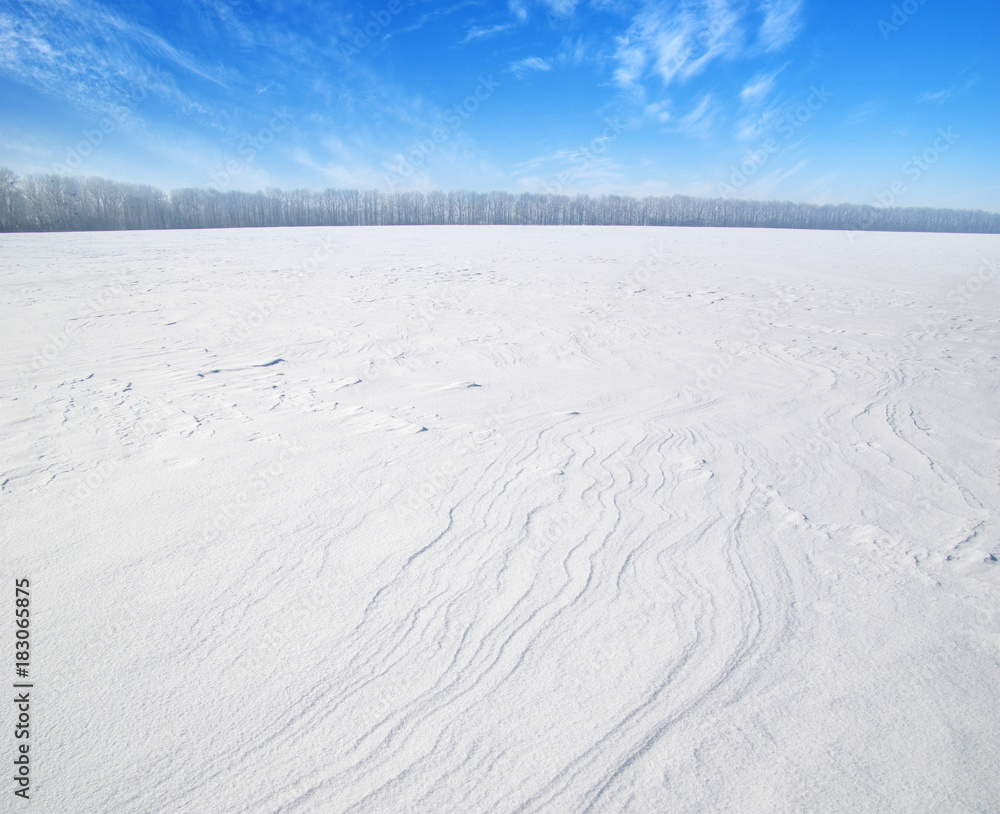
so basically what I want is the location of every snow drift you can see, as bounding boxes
[2,226,998,812]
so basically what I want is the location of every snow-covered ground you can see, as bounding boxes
[3,225,999,813]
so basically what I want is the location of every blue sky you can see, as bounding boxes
[1,0,997,210]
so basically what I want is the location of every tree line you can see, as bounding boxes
[1,167,998,234]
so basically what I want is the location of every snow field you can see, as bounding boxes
[2,226,998,813]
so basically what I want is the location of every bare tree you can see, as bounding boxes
[0,167,24,231]
[1,167,997,233]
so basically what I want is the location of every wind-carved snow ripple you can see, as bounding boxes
[246,403,805,813]
[512,417,801,813]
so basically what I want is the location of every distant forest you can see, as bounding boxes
[2,167,998,234]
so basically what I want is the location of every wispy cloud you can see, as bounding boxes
[612,2,745,93]
[378,1,478,39]
[919,88,954,104]
[462,23,515,43]
[676,93,717,137]
[757,0,803,51]
[740,157,807,198]
[735,105,783,141]
[918,77,976,104]
[734,66,786,137]
[844,100,883,126]
[644,100,671,123]
[542,0,581,19]
[0,134,51,158]
[291,145,390,190]
[0,0,224,117]
[612,33,649,90]
[515,148,623,194]
[557,36,587,65]
[509,56,552,78]
[740,66,783,103]
[802,170,838,204]
[111,19,230,90]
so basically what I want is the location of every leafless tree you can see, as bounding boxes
[1,167,997,234]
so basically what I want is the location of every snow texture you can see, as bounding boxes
[3,226,999,813]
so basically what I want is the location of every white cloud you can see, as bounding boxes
[0,0,223,118]
[515,151,623,194]
[678,2,743,78]
[293,144,406,191]
[612,2,745,92]
[919,88,953,104]
[917,76,976,105]
[802,170,838,204]
[844,100,883,126]
[392,2,481,38]
[462,23,515,43]
[542,0,580,18]
[558,36,587,65]
[0,135,52,158]
[644,100,671,123]
[758,0,803,52]
[740,68,781,103]
[735,106,783,141]
[676,93,717,136]
[613,36,649,90]
[734,66,786,137]
[509,56,552,78]
[741,157,808,198]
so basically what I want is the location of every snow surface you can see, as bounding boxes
[3,225,999,813]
